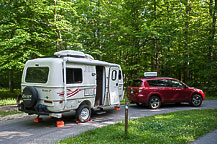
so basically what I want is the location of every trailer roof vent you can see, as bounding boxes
[54,50,86,58]
[85,54,94,60]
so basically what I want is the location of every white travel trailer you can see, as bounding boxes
[18,50,124,124]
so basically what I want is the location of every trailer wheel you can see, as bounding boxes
[76,104,91,123]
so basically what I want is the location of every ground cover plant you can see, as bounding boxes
[59,109,217,144]
[0,89,20,106]
[205,95,217,100]
[0,110,23,117]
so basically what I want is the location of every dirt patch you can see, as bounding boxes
[0,113,30,121]
[0,105,32,121]
[0,104,18,112]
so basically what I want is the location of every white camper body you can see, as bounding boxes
[19,50,124,121]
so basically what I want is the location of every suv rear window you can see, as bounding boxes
[147,79,168,87]
[25,67,49,83]
[131,80,143,87]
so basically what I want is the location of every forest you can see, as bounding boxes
[0,0,216,96]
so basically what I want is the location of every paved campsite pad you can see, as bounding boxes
[0,100,217,144]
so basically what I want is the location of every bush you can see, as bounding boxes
[0,89,20,106]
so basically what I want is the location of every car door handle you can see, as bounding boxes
[175,89,181,90]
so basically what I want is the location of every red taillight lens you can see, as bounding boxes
[44,100,52,104]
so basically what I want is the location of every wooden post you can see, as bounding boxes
[125,97,128,137]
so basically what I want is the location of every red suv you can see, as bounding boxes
[127,77,205,109]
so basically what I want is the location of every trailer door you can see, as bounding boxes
[109,67,120,105]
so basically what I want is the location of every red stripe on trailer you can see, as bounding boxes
[58,89,83,98]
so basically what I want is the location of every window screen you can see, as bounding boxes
[25,67,49,83]
[66,68,82,84]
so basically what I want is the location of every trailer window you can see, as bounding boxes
[66,68,82,84]
[112,70,117,81]
[25,67,49,83]
[118,70,122,80]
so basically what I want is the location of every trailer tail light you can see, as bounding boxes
[59,100,63,104]
[44,100,52,104]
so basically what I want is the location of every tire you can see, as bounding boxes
[190,94,202,107]
[148,96,161,109]
[76,104,91,123]
[22,86,39,108]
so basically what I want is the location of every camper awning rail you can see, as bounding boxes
[64,57,119,67]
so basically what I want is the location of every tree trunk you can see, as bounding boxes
[209,0,217,86]
[184,0,190,82]
[9,70,14,93]
[155,38,159,73]
[54,0,63,51]
[96,0,101,60]
[209,0,216,62]
[154,0,159,73]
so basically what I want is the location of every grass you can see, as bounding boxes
[205,95,217,100]
[0,110,23,117]
[0,89,20,106]
[0,98,17,106]
[59,109,217,144]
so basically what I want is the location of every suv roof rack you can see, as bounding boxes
[136,77,173,80]
[144,72,157,77]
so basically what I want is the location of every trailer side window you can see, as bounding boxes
[66,68,82,84]
[112,70,117,81]
[118,70,122,80]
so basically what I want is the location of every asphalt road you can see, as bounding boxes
[0,100,217,144]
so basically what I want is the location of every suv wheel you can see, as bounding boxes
[76,104,91,123]
[148,96,161,109]
[190,94,202,107]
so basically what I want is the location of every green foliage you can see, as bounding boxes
[0,98,17,106]
[0,89,20,99]
[0,89,20,106]
[0,0,216,95]
[59,109,217,144]
[0,110,23,117]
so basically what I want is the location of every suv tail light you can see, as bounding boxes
[139,88,143,93]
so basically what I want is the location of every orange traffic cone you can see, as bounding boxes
[34,117,43,123]
[114,106,120,110]
[56,121,64,127]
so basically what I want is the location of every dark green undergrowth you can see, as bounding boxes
[205,95,217,100]
[0,110,23,117]
[0,89,20,106]
[59,109,217,144]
